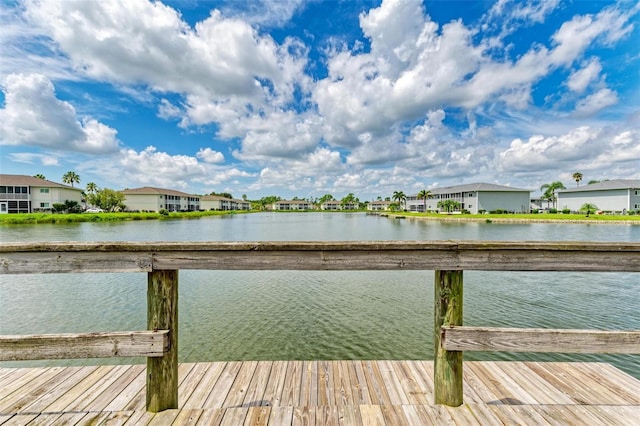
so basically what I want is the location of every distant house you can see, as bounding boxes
[406,183,531,214]
[557,179,640,213]
[201,195,250,211]
[320,200,341,210]
[273,200,313,210]
[0,174,83,213]
[121,187,200,212]
[367,200,392,211]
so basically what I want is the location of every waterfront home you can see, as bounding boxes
[406,183,531,214]
[367,200,393,211]
[200,195,250,211]
[121,187,200,212]
[273,200,313,210]
[0,174,83,213]
[320,200,341,210]
[557,179,640,213]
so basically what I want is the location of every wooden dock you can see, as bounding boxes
[1,360,639,425]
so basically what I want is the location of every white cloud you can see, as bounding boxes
[196,147,225,163]
[573,88,618,117]
[0,73,120,154]
[9,152,60,166]
[567,59,602,93]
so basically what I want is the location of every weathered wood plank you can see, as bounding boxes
[146,270,178,412]
[0,331,169,361]
[434,270,463,406]
[2,241,639,273]
[443,326,640,354]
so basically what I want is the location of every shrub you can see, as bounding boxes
[549,208,558,213]
[562,208,571,214]
[159,209,169,216]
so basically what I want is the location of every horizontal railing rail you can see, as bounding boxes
[0,240,639,410]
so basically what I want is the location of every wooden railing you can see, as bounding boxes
[1,241,639,411]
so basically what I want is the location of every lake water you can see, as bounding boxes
[1,212,639,378]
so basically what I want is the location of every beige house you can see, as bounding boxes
[273,200,313,210]
[201,195,250,211]
[320,200,341,210]
[0,174,83,213]
[367,200,392,211]
[121,187,200,212]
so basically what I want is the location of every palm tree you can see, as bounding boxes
[392,191,406,211]
[580,203,598,217]
[34,174,46,179]
[86,182,98,193]
[572,172,583,187]
[62,171,80,187]
[417,189,431,213]
[540,181,566,209]
[437,199,461,213]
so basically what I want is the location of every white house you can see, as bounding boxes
[273,200,313,210]
[406,183,531,214]
[201,195,250,211]
[320,200,341,210]
[367,200,392,211]
[0,174,83,213]
[557,179,640,213]
[121,187,200,212]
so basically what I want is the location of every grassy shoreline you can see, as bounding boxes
[0,210,249,225]
[1,210,638,225]
[381,211,640,224]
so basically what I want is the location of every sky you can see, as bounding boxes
[1,0,639,200]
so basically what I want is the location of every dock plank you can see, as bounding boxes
[0,360,639,425]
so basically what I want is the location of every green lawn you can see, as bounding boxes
[0,210,248,225]
[394,212,640,222]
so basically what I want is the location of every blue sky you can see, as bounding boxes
[1,0,639,200]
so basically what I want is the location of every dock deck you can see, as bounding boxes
[1,360,639,425]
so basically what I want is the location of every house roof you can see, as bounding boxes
[426,182,531,195]
[0,174,82,191]
[201,195,232,201]
[120,186,196,197]
[558,179,640,193]
[275,200,310,204]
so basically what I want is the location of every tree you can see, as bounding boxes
[86,188,125,212]
[34,174,46,179]
[580,203,598,217]
[417,189,431,212]
[64,200,82,213]
[242,194,247,201]
[341,193,359,209]
[540,181,566,209]
[392,191,406,211]
[588,180,600,185]
[437,199,461,213]
[572,172,583,186]
[86,182,98,193]
[62,171,80,187]
[318,194,334,204]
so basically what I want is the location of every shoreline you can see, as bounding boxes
[381,213,640,225]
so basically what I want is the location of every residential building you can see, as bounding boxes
[320,200,341,210]
[367,200,392,211]
[557,179,640,213]
[201,195,250,211]
[273,200,313,210]
[121,187,200,212]
[406,183,531,214]
[0,174,83,213]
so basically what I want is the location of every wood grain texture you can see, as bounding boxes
[2,240,639,273]
[443,326,640,354]
[0,331,169,361]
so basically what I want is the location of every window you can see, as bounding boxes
[468,193,474,197]
[40,202,50,208]
[635,204,639,209]
[40,188,50,193]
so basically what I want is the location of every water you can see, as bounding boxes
[1,213,638,378]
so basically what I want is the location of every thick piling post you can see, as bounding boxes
[434,270,463,406]
[146,270,178,412]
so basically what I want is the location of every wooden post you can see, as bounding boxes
[147,270,178,412]
[434,270,463,406]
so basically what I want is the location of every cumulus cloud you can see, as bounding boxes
[9,152,60,166]
[196,147,225,163]
[0,73,120,153]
